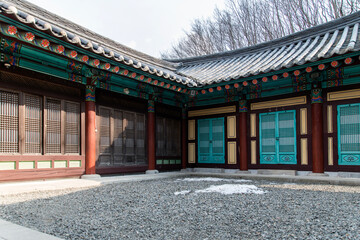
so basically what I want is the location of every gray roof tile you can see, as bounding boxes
[171,12,360,85]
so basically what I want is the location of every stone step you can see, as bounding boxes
[187,168,225,173]
[257,169,297,176]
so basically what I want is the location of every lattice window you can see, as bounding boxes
[99,108,111,154]
[0,90,19,153]
[113,111,123,154]
[97,107,146,166]
[65,102,80,154]
[156,117,165,156]
[25,94,42,154]
[46,98,61,153]
[123,112,135,163]
[113,110,123,164]
[136,114,146,164]
[156,117,181,157]
[259,111,297,164]
[171,118,181,156]
[338,104,360,165]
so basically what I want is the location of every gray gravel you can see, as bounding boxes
[1,177,360,240]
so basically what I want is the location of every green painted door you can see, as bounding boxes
[198,117,225,164]
[338,103,360,165]
[260,110,297,164]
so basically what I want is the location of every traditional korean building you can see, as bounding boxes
[0,0,360,181]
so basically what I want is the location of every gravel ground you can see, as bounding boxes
[1,177,360,240]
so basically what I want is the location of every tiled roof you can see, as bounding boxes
[170,11,360,86]
[1,0,360,89]
[0,0,197,87]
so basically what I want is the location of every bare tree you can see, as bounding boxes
[161,0,360,59]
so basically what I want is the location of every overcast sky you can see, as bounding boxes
[26,0,226,58]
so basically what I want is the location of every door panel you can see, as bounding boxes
[198,119,211,163]
[99,108,111,166]
[136,114,146,164]
[97,106,146,167]
[113,110,123,165]
[198,118,225,164]
[278,111,296,164]
[123,112,135,164]
[260,111,296,164]
[338,104,360,165]
[260,114,277,164]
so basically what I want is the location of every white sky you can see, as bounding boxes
[25,0,226,58]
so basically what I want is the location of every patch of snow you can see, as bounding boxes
[175,177,252,183]
[233,179,252,183]
[195,184,266,195]
[174,190,191,195]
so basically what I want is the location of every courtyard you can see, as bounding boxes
[0,176,359,239]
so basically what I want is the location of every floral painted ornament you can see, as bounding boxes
[70,51,77,58]
[7,26,17,35]
[113,66,120,73]
[56,45,65,54]
[82,55,89,62]
[25,32,35,41]
[93,59,100,67]
[41,39,50,48]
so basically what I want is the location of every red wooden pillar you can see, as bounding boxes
[239,100,248,171]
[311,89,324,174]
[146,99,158,173]
[84,85,99,177]
[181,107,187,169]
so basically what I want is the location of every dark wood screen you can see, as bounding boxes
[156,117,166,156]
[46,98,61,154]
[0,90,19,153]
[65,102,80,154]
[123,112,135,163]
[135,113,146,164]
[97,106,146,167]
[25,94,42,154]
[0,89,81,156]
[113,110,123,164]
[156,117,181,157]
[99,108,111,166]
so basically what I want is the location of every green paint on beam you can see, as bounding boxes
[20,58,68,80]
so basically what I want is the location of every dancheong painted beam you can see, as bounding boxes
[1,0,360,181]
